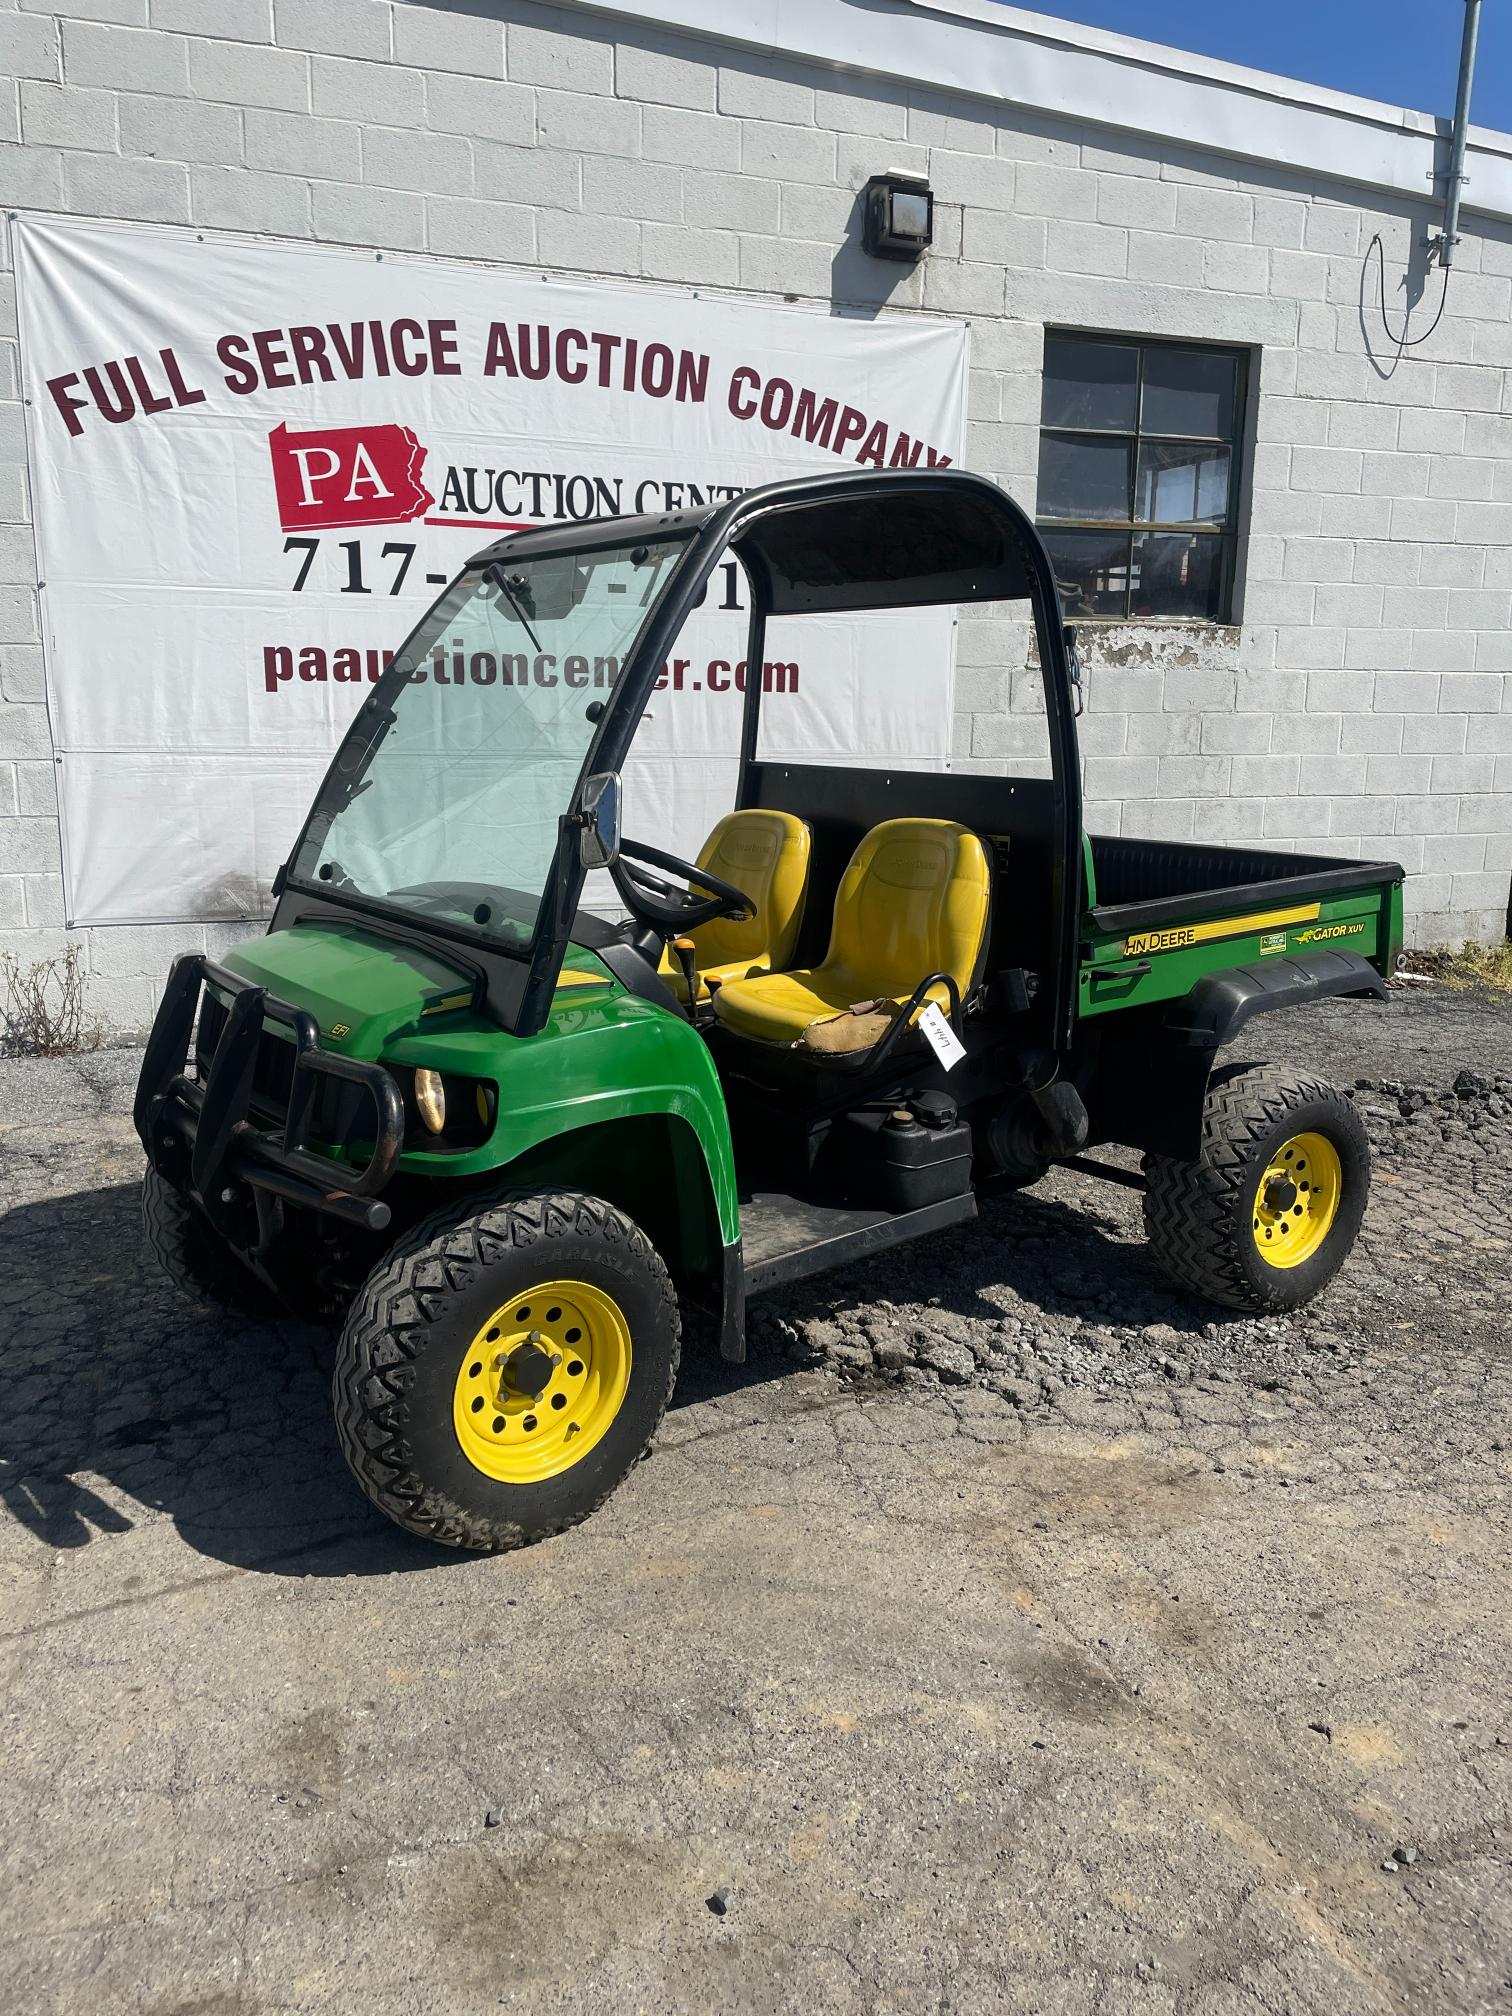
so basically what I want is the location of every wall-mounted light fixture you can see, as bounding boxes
[862,172,934,262]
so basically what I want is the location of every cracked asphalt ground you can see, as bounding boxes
[1,987,1508,2016]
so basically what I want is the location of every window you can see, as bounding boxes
[1036,333,1247,622]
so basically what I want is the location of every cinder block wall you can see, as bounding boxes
[1,0,1509,1032]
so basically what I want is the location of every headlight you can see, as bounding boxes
[414,1068,447,1134]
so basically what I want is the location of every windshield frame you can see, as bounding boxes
[276,525,720,1030]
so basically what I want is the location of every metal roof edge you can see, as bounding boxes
[555,0,1512,226]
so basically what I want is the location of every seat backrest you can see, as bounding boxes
[826,817,990,998]
[690,809,811,969]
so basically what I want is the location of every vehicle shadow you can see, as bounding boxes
[0,1174,1175,1576]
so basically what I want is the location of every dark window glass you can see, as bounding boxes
[1130,532,1225,620]
[1038,434,1131,521]
[1037,333,1246,620]
[1043,529,1131,620]
[1141,347,1237,438]
[1042,337,1138,430]
[1136,442,1231,526]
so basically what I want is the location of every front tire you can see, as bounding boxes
[1142,1065,1370,1313]
[141,1165,280,1318]
[333,1189,680,1551]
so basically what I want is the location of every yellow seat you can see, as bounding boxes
[656,809,811,1003]
[711,817,991,1047]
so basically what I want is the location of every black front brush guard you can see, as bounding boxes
[135,953,404,1250]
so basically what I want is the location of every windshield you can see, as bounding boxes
[288,537,685,952]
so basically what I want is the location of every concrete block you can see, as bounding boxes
[1275,625,1345,671]
[1397,406,1464,454]
[1434,363,1503,414]
[1388,496,1457,542]
[473,143,579,210]
[189,34,306,110]
[639,220,736,286]
[1231,754,1300,796]
[1417,542,1484,587]
[14,758,56,817]
[313,55,423,127]
[1250,195,1306,247]
[4,10,61,82]
[1161,666,1238,712]
[1319,494,1392,541]
[1282,538,1354,583]
[1430,753,1495,794]
[311,178,424,250]
[536,85,638,156]
[928,149,1016,211]
[1328,795,1399,837]
[537,207,639,276]
[1450,871,1508,913]
[1268,711,1341,755]
[1399,712,1467,755]
[684,166,775,233]
[64,149,189,222]
[509,20,612,96]
[1202,240,1268,293]
[0,645,44,705]
[19,80,117,151]
[1297,754,1367,796]
[1256,395,1330,447]
[393,4,503,77]
[0,815,62,876]
[1121,797,1197,840]
[740,117,833,183]
[641,103,740,171]
[365,122,473,196]
[0,140,65,210]
[1302,203,1359,254]
[247,107,360,181]
[1126,230,1203,287]
[1359,450,1428,497]
[1352,542,1420,586]
[1346,624,1419,673]
[427,72,532,145]
[1454,793,1507,834]
[1289,446,1362,493]
[617,40,716,112]
[191,165,310,237]
[740,233,833,301]
[1428,456,1495,502]
[274,0,390,61]
[0,585,40,647]
[425,195,533,263]
[1305,668,1375,713]
[1324,401,1400,451]
[120,90,243,164]
[1174,183,1251,241]
[923,260,1007,317]
[1313,583,1383,626]
[1476,631,1512,671]
[1127,709,1201,755]
[1096,173,1176,230]
[1392,793,1460,836]
[961,209,1046,269]
[1438,671,1505,713]
[1362,753,1431,795]
[583,154,681,224]
[1047,219,1126,278]
[1158,754,1230,796]
[1014,162,1095,221]
[156,0,269,38]
[1338,711,1402,754]
[813,84,906,139]
[1263,796,1331,840]
[1269,248,1329,299]
[717,64,811,125]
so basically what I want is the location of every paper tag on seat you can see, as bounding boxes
[917,1002,965,1070]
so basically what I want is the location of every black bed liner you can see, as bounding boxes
[1087,834,1403,935]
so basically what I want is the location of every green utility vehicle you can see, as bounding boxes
[136,470,1403,1550]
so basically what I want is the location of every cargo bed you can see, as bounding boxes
[1078,835,1404,1018]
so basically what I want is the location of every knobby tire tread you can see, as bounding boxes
[332,1188,680,1551]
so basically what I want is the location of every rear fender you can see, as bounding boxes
[1087,949,1387,1161]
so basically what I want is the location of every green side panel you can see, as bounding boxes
[1075,880,1401,1020]
[219,924,740,1246]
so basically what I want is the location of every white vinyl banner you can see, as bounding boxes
[15,218,968,926]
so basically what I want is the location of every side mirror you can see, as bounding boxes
[578,771,622,869]
[1062,623,1085,718]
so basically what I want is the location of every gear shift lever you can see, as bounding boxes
[671,934,699,1007]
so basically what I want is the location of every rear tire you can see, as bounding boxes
[141,1165,280,1318]
[1142,1065,1369,1313]
[332,1188,680,1551]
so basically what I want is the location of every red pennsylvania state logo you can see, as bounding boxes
[268,420,434,533]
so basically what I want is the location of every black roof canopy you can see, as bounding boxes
[472,468,1041,614]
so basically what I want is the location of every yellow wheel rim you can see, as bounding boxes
[451,1279,632,1484]
[1251,1130,1342,1269]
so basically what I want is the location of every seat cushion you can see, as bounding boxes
[711,818,990,1048]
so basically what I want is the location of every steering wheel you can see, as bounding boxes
[609,837,755,936]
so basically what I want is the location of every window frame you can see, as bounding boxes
[1035,330,1250,625]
